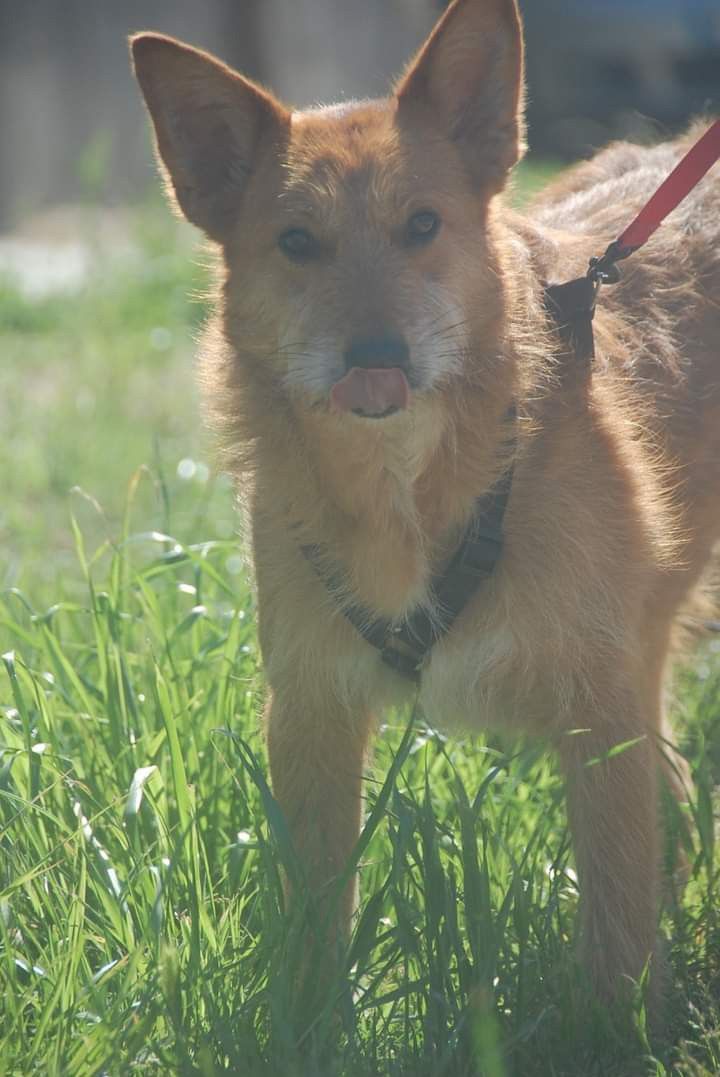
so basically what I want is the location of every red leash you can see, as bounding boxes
[615,118,720,254]
[545,118,720,362]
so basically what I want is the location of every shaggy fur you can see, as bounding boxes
[131,0,720,1006]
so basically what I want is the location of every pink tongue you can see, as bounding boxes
[330,367,410,416]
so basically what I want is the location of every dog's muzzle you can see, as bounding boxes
[330,333,412,418]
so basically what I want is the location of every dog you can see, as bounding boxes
[131,0,720,1009]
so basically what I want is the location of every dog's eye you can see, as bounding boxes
[406,210,441,245]
[278,228,318,262]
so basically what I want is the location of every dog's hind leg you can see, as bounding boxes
[559,675,663,1009]
[642,622,693,877]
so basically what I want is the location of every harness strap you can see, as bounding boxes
[302,425,516,681]
[380,453,515,677]
[543,274,599,364]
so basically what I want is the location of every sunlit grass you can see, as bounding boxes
[0,202,226,600]
[2,190,720,1074]
[3,500,720,1075]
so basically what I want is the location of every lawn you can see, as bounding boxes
[2,169,720,1076]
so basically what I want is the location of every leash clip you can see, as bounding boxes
[588,255,621,285]
[587,238,636,285]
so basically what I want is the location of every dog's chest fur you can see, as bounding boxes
[418,621,521,730]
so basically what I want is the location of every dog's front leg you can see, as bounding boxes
[266,685,373,956]
[560,688,662,1008]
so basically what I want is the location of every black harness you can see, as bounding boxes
[302,248,623,681]
[302,442,514,681]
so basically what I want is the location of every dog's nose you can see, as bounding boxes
[344,333,410,371]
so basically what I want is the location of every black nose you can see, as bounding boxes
[344,333,409,371]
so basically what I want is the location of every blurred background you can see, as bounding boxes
[1,0,718,225]
[1,0,718,597]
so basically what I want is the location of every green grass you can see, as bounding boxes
[0,202,234,601]
[2,175,720,1075]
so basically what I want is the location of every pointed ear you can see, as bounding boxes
[130,33,289,240]
[396,0,525,190]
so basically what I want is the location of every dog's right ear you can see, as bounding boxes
[130,34,289,241]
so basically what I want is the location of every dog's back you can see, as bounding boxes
[530,128,720,564]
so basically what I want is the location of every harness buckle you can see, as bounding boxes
[588,238,636,285]
[588,255,621,285]
[380,637,424,680]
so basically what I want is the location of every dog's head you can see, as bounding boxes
[131,0,525,426]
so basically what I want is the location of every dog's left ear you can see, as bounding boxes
[396,0,525,191]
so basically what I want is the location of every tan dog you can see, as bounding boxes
[131,0,720,1006]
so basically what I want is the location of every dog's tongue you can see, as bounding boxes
[330,367,410,417]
